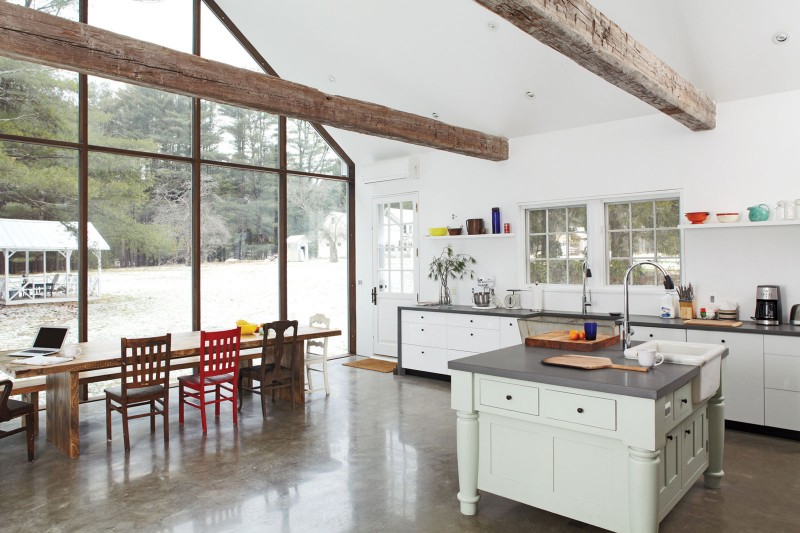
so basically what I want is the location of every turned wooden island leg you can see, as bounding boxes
[456,410,480,515]
[627,446,660,533]
[705,387,725,489]
[46,370,80,458]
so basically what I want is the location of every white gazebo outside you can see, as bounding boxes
[0,218,111,304]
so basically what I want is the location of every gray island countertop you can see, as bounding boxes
[447,343,718,400]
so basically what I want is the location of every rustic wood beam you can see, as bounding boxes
[474,0,716,131]
[0,3,508,161]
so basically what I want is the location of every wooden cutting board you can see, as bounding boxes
[525,330,620,352]
[542,354,649,372]
[683,319,742,327]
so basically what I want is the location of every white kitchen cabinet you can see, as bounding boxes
[658,405,709,514]
[687,329,764,425]
[499,318,523,348]
[629,325,686,342]
[764,335,800,430]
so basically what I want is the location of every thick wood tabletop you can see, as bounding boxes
[0,326,341,379]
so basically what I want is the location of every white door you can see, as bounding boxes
[372,194,418,357]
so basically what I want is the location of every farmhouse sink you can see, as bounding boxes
[623,340,725,365]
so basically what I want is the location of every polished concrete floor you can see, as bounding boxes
[1,358,800,532]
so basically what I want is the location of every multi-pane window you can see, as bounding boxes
[527,206,588,284]
[606,199,681,285]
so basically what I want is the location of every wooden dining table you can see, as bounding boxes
[0,326,340,458]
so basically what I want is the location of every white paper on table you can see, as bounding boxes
[14,355,74,366]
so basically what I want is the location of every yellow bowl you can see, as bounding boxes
[239,324,258,335]
[428,227,447,236]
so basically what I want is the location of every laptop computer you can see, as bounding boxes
[8,326,70,357]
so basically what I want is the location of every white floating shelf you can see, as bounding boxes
[682,219,800,229]
[426,233,516,239]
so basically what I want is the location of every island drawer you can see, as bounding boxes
[401,310,448,326]
[447,313,499,330]
[401,323,447,348]
[674,381,694,421]
[543,390,616,431]
[479,378,539,416]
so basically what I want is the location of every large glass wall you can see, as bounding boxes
[0,1,353,360]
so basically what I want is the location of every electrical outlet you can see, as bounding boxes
[709,294,715,303]
[451,213,457,220]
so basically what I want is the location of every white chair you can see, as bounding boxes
[304,314,330,395]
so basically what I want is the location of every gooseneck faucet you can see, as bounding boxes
[623,260,674,350]
[581,261,592,315]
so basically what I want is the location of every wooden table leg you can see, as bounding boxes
[292,340,306,405]
[46,371,80,458]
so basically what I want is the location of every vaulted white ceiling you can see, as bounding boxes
[217,0,800,164]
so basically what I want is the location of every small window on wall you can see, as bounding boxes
[606,198,681,285]
[526,206,588,284]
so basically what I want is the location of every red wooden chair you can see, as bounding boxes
[178,327,241,433]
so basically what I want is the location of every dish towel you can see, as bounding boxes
[14,355,74,366]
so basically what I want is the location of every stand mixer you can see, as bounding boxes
[472,275,495,308]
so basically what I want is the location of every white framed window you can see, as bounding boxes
[526,205,588,285]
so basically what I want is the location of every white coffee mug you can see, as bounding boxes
[64,345,82,358]
[638,348,664,368]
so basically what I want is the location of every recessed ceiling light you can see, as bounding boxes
[487,21,498,32]
[525,91,536,100]
[773,32,790,44]
[432,112,440,119]
[328,74,337,82]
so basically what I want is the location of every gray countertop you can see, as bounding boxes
[400,304,800,337]
[447,344,704,400]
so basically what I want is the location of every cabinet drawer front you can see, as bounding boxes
[447,313,499,330]
[686,329,761,350]
[765,353,800,392]
[499,319,522,348]
[673,381,694,421]
[765,389,800,431]
[479,378,539,416]
[401,344,447,374]
[447,327,499,353]
[401,310,448,326]
[543,390,616,430]
[630,326,686,342]
[401,323,447,348]
[764,335,800,356]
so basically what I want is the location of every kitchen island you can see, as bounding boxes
[449,344,725,533]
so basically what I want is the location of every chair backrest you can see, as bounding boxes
[120,334,172,395]
[307,314,330,356]
[263,320,299,372]
[50,273,59,285]
[0,380,14,422]
[200,327,241,379]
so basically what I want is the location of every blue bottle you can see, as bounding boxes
[491,207,500,234]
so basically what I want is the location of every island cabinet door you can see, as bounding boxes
[681,407,708,486]
[658,428,681,512]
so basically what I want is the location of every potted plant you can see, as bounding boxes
[428,245,476,306]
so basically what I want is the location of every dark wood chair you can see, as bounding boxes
[179,328,241,433]
[0,380,35,461]
[238,320,299,418]
[105,333,172,452]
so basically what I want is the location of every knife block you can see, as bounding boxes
[679,300,695,320]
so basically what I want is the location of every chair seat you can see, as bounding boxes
[5,397,34,418]
[178,373,235,386]
[105,384,166,400]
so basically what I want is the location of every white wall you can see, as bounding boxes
[355,90,800,356]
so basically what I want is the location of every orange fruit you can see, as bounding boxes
[578,331,586,340]
[569,330,580,340]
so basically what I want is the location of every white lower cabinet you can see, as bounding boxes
[687,329,764,425]
[764,335,800,430]
[658,406,709,514]
[629,326,686,342]
[401,310,501,375]
[499,318,523,348]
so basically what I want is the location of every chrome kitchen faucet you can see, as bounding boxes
[581,261,592,315]
[623,260,674,350]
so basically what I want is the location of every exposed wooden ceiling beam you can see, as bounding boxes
[0,3,508,161]
[474,0,716,131]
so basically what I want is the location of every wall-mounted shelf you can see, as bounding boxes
[426,233,515,239]
[682,219,800,230]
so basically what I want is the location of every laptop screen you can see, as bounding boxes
[32,326,69,349]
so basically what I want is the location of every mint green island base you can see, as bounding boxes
[450,354,725,533]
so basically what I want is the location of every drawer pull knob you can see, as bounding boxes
[506,395,512,401]
[667,435,674,441]
[470,333,474,336]
[470,319,474,323]
[681,399,688,404]
[685,429,692,435]
[721,339,726,343]
[577,408,584,414]
[649,334,654,337]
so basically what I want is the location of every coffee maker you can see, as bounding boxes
[753,285,782,325]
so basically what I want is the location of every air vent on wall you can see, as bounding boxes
[359,156,420,184]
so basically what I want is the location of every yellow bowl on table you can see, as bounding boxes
[236,320,260,335]
[428,227,447,236]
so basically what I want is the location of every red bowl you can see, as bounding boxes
[685,212,709,224]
